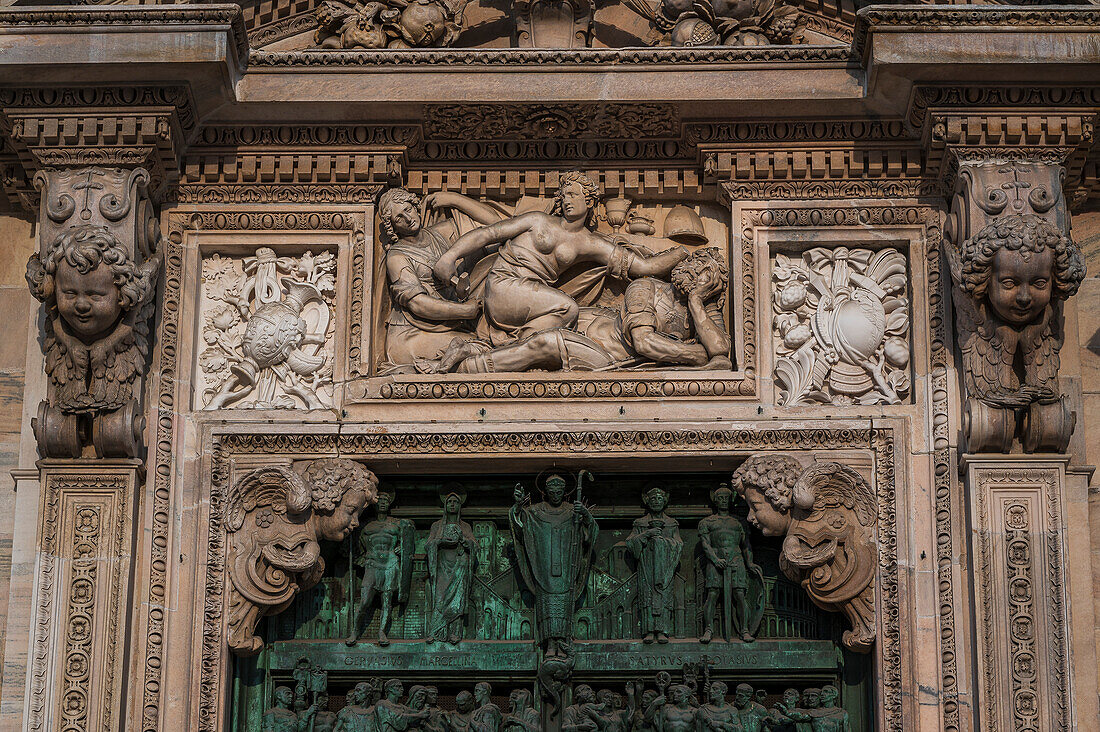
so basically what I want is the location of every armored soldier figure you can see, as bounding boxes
[698,485,764,643]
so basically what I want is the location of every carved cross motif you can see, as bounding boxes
[72,168,105,221]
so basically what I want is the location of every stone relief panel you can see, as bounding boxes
[197,247,338,410]
[771,246,910,406]
[304,0,811,49]
[374,172,734,377]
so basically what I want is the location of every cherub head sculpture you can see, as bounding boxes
[225,459,378,655]
[27,224,156,343]
[378,187,423,244]
[959,213,1083,328]
[551,171,601,228]
[26,224,159,422]
[730,454,805,536]
[671,247,728,304]
[732,455,877,653]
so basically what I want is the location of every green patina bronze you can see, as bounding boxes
[234,471,872,732]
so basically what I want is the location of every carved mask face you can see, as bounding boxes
[427,688,438,706]
[55,260,123,343]
[783,690,800,708]
[713,489,731,513]
[734,688,751,708]
[410,689,427,709]
[743,485,791,537]
[389,199,422,238]
[559,182,590,223]
[445,494,461,514]
[708,686,726,704]
[988,247,1054,326]
[456,692,474,713]
[576,685,595,704]
[316,489,367,541]
[275,687,293,706]
[475,685,490,705]
[377,491,394,514]
[801,690,820,709]
[819,687,838,707]
[546,480,566,506]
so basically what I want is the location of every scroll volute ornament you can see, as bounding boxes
[944,161,1086,453]
[226,459,379,656]
[732,455,876,653]
[25,167,161,459]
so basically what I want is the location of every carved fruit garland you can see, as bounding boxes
[772,247,910,406]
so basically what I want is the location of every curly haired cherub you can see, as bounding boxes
[25,224,159,450]
[951,213,1085,409]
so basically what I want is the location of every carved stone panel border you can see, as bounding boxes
[28,462,138,732]
[734,198,959,731]
[131,207,368,731]
[348,178,756,402]
[966,459,1072,732]
[195,424,904,732]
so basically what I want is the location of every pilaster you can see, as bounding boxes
[962,455,1073,732]
[26,460,140,732]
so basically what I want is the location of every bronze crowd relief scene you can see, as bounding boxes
[232,463,876,730]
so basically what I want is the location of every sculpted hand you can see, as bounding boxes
[433,256,458,286]
[456,297,482,319]
[513,486,527,505]
[716,558,728,570]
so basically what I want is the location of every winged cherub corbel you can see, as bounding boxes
[226,459,379,655]
[25,224,159,457]
[732,455,876,653]
[946,213,1085,451]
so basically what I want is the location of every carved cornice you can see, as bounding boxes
[177,124,416,204]
[687,118,931,199]
[924,111,1097,193]
[0,86,196,207]
[906,85,1100,196]
[0,5,249,67]
[853,6,1100,60]
[248,45,853,67]
[424,103,680,141]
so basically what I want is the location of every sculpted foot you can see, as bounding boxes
[643,632,656,644]
[345,635,359,647]
[656,632,669,644]
[741,632,755,643]
[379,631,390,647]
[700,628,712,644]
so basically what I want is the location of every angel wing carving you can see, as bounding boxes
[225,461,375,656]
[783,461,877,653]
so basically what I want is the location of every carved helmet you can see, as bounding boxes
[663,205,708,245]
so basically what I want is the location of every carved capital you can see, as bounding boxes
[26,167,161,459]
[226,459,378,655]
[943,160,1086,453]
[0,85,194,207]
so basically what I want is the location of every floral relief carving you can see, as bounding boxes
[198,248,337,410]
[771,246,910,406]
